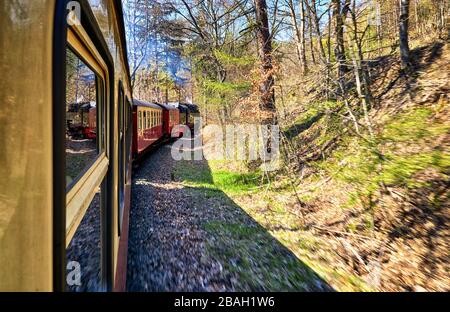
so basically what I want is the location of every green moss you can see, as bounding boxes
[313,105,449,208]
[379,151,449,187]
[381,108,449,143]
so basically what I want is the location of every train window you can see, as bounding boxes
[144,111,148,129]
[64,26,109,292]
[65,48,101,188]
[118,85,125,235]
[150,111,152,128]
[139,111,142,131]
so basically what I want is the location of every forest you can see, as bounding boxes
[123,0,449,291]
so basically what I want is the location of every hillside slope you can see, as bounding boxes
[198,40,449,291]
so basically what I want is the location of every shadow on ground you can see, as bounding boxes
[126,139,333,291]
[283,112,324,141]
[170,153,333,291]
[371,41,446,102]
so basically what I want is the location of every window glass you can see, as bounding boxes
[67,186,103,291]
[138,111,142,130]
[144,111,147,129]
[66,48,101,188]
[118,87,125,234]
[65,47,104,292]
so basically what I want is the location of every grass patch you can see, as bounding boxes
[173,160,263,196]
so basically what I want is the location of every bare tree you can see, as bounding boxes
[254,0,276,121]
[332,0,350,82]
[399,0,411,70]
[305,0,327,62]
[288,0,308,73]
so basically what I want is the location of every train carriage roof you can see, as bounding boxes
[156,103,179,111]
[133,99,163,110]
[184,103,200,113]
[178,104,189,113]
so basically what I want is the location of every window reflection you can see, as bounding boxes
[66,48,99,188]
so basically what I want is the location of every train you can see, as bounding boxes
[132,100,200,160]
[0,0,198,292]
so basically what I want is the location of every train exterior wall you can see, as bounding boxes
[0,0,56,291]
[0,0,133,291]
[87,0,133,290]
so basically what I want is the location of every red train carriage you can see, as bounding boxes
[157,103,182,138]
[168,102,190,137]
[67,102,97,139]
[85,107,97,139]
[132,100,164,158]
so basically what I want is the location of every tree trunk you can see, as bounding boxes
[288,0,308,74]
[308,6,316,64]
[254,0,276,120]
[299,0,308,74]
[348,1,374,137]
[332,0,350,82]
[399,0,411,70]
[309,0,327,62]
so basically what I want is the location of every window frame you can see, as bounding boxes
[118,83,125,235]
[65,27,109,246]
